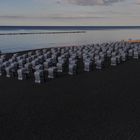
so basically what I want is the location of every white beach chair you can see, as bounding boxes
[68,64,77,75]
[48,67,57,79]
[111,57,117,66]
[96,59,102,70]
[34,70,44,84]
[17,68,28,80]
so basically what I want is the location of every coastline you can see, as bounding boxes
[0,30,86,36]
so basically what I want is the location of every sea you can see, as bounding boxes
[0,26,140,53]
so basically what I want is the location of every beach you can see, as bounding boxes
[0,53,140,139]
[0,27,140,139]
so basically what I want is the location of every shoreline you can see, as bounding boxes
[0,31,86,36]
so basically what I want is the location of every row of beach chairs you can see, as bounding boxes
[0,41,140,83]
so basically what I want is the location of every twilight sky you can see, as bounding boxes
[0,0,140,26]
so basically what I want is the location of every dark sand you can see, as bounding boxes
[0,58,140,140]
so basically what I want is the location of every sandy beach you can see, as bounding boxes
[0,52,140,139]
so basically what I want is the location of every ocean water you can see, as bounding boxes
[0,26,140,53]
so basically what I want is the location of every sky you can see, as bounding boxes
[0,0,140,26]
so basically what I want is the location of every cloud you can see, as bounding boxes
[60,0,124,6]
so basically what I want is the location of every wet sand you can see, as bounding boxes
[0,57,140,139]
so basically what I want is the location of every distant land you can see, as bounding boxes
[0,31,86,35]
[0,26,140,30]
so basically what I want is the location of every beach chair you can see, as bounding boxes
[26,57,32,63]
[31,59,39,69]
[94,55,100,63]
[35,50,42,56]
[0,58,4,65]
[116,55,121,64]
[111,57,117,66]
[28,51,33,57]
[16,56,23,61]
[42,49,47,54]
[96,59,102,70]
[84,60,93,72]
[68,64,77,75]
[0,55,6,60]
[111,52,116,57]
[99,53,105,62]
[43,60,52,70]
[24,63,32,71]
[17,68,28,80]
[0,65,4,76]
[35,64,43,71]
[8,58,16,64]
[128,49,133,57]
[133,51,139,59]
[18,59,26,68]
[121,53,127,61]
[13,53,18,58]
[22,54,28,59]
[51,55,57,65]
[48,67,57,79]
[107,50,112,57]
[34,70,44,83]
[5,66,14,78]
[57,62,64,72]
